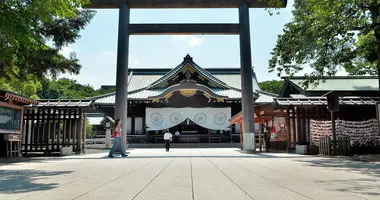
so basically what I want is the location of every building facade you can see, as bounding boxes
[89,54,277,143]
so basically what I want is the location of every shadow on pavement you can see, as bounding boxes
[315,178,380,197]
[0,169,73,194]
[296,158,380,178]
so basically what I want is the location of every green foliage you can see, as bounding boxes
[269,0,380,88]
[0,0,95,80]
[86,120,93,138]
[36,78,114,99]
[0,75,113,99]
[258,80,284,94]
[0,74,42,98]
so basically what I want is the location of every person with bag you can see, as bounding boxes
[163,129,173,152]
[108,119,127,158]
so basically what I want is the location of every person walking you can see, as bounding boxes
[108,119,127,158]
[163,129,173,152]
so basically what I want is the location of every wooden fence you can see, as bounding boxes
[319,136,351,156]
[22,108,85,155]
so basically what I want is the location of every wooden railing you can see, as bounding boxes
[319,136,351,156]
[319,136,332,155]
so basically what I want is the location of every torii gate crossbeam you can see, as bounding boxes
[87,0,287,153]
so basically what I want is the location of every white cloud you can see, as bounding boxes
[60,45,73,58]
[188,36,202,47]
[172,35,202,47]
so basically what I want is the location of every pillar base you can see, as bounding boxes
[243,149,256,154]
[105,129,112,149]
[243,133,256,153]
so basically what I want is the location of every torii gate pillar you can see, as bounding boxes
[114,4,130,152]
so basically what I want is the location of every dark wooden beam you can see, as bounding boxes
[128,23,240,35]
[87,0,287,9]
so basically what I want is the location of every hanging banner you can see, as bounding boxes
[146,107,231,131]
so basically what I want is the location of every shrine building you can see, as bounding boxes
[89,54,277,144]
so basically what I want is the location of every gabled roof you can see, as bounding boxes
[279,76,378,97]
[92,54,277,105]
[147,54,229,89]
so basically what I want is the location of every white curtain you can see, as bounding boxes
[146,107,231,131]
[135,117,143,131]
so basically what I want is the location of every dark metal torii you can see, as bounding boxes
[86,0,287,153]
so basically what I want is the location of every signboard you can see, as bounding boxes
[0,106,22,131]
[4,134,21,141]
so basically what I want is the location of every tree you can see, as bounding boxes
[0,0,95,80]
[0,74,42,99]
[269,0,380,91]
[86,120,93,138]
[259,80,284,94]
[36,78,115,99]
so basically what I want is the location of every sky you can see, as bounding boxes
[60,0,346,89]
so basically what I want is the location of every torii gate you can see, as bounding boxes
[86,0,287,153]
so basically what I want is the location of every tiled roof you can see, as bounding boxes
[87,117,104,125]
[148,54,229,89]
[92,55,277,105]
[27,100,93,108]
[276,96,380,106]
[95,88,247,104]
[287,76,378,91]
[94,88,276,105]
[128,74,161,92]
[255,92,277,104]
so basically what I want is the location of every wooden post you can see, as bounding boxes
[258,116,262,152]
[239,122,243,150]
[331,111,336,155]
[83,113,87,154]
[76,108,83,154]
[46,108,51,152]
[286,106,291,152]
[35,109,40,151]
[24,109,30,154]
[68,109,72,148]
[52,109,57,151]
[292,107,297,148]
[57,109,62,150]
[296,107,301,146]
[62,109,67,147]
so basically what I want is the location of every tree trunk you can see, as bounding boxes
[375,32,380,94]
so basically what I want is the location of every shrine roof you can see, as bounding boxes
[0,90,39,105]
[97,55,263,93]
[280,76,379,97]
[92,54,278,105]
[26,99,94,108]
[276,96,380,106]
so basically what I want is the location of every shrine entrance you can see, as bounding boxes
[86,0,287,153]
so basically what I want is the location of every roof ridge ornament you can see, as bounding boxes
[184,54,193,62]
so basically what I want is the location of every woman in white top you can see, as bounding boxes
[163,129,173,152]
[108,119,127,158]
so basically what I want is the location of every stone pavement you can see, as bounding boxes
[0,148,380,200]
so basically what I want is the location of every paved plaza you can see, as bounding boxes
[1,148,380,200]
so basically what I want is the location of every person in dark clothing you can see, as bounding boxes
[263,121,271,152]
